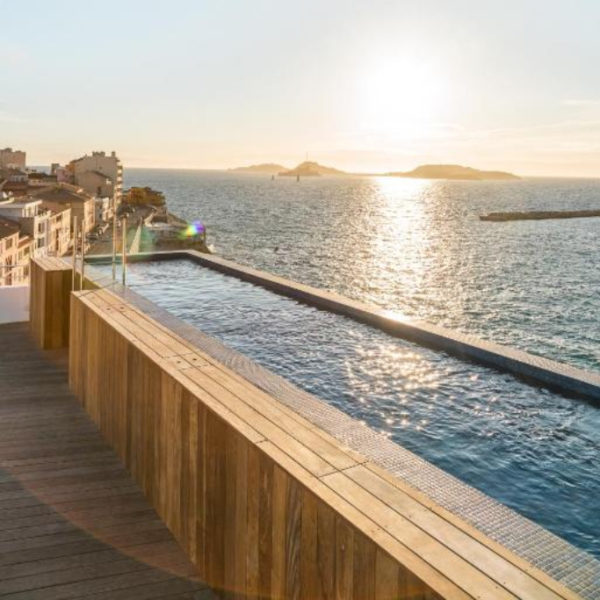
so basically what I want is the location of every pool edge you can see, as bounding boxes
[87,249,600,404]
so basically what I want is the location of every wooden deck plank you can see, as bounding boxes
[0,322,212,599]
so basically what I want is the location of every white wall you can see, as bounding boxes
[0,286,29,324]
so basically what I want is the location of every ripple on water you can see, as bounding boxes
[96,259,600,559]
[125,171,600,373]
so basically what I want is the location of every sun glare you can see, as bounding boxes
[360,59,446,135]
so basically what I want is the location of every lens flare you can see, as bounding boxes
[180,221,205,239]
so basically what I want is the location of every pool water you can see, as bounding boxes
[97,259,600,558]
[125,170,600,374]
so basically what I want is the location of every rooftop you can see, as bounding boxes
[0,217,19,240]
[30,184,93,204]
[0,197,44,210]
[0,322,216,599]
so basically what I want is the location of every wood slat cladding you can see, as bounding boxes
[68,288,579,600]
[30,257,72,349]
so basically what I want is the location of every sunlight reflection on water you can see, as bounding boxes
[97,259,600,558]
[124,170,600,373]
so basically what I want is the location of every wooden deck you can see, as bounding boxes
[0,322,215,600]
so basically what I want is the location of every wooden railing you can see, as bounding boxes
[66,286,577,600]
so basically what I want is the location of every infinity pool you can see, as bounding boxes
[97,259,600,558]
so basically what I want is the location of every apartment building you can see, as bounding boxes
[0,168,29,195]
[0,218,32,286]
[69,151,123,209]
[28,171,58,188]
[31,183,95,235]
[0,197,50,258]
[47,206,72,256]
[95,196,112,224]
[0,148,26,170]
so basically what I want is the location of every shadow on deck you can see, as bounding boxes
[0,322,216,600]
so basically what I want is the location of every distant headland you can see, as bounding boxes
[230,161,519,180]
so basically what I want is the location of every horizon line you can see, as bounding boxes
[24,162,599,180]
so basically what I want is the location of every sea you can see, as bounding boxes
[125,169,600,373]
[115,170,600,558]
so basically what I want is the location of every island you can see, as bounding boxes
[278,161,347,177]
[386,164,519,180]
[229,163,287,174]
[228,160,519,180]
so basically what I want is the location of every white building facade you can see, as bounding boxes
[0,198,50,258]
[0,218,32,286]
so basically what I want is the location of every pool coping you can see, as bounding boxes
[86,250,600,404]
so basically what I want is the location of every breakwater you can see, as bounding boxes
[480,209,600,221]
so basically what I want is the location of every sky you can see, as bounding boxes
[1,0,599,176]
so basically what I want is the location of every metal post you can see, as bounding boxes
[80,220,85,290]
[111,210,117,281]
[72,216,78,290]
[121,216,127,286]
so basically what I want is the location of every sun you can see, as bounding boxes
[360,58,446,135]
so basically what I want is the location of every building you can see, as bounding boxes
[69,151,123,211]
[0,148,26,170]
[0,168,29,195]
[0,217,32,286]
[28,171,58,188]
[94,196,112,224]
[0,197,50,258]
[47,206,72,256]
[51,164,73,184]
[77,170,113,199]
[30,183,96,234]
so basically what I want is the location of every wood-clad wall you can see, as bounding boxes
[68,291,448,599]
[67,289,575,600]
[30,257,73,349]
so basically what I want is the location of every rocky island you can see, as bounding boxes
[387,164,519,180]
[229,163,287,174]
[278,161,347,177]
[229,160,519,180]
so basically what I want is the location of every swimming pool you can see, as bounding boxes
[95,258,600,559]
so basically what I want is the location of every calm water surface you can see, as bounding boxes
[100,259,600,558]
[118,170,600,556]
[126,170,600,372]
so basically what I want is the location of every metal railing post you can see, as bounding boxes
[72,216,78,291]
[122,216,127,286]
[80,220,85,290]
[112,210,117,281]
